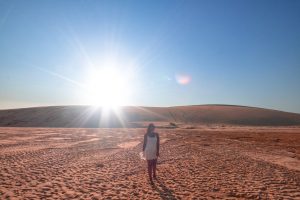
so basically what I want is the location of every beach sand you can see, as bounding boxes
[0,126,300,199]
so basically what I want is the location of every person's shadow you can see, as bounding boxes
[151,178,177,200]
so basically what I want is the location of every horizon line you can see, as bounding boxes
[1,104,299,115]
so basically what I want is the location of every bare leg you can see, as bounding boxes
[153,159,157,179]
[147,160,153,182]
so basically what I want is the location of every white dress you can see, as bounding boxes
[144,135,158,160]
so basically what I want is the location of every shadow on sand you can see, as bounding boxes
[151,178,177,200]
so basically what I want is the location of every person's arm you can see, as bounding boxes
[156,133,160,157]
[143,134,147,151]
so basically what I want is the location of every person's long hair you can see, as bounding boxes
[146,123,155,135]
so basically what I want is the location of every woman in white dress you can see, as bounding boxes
[143,123,160,183]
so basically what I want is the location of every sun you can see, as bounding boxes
[84,68,132,108]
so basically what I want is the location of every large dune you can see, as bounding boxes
[0,105,300,128]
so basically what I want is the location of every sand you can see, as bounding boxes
[1,105,300,128]
[0,126,300,199]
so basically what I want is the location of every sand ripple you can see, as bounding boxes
[0,127,299,199]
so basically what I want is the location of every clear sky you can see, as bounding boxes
[0,0,300,113]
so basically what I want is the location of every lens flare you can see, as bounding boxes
[176,74,191,85]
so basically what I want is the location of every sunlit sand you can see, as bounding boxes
[0,123,300,199]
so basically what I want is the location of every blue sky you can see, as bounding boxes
[0,0,300,113]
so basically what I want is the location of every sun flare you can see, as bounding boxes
[84,68,132,108]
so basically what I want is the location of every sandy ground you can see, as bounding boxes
[0,126,300,199]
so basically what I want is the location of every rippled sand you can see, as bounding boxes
[0,126,300,199]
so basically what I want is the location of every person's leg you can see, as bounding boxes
[147,160,153,182]
[153,159,157,179]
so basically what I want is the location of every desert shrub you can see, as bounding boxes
[169,122,177,127]
[186,126,195,129]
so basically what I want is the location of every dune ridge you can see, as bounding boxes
[0,105,300,128]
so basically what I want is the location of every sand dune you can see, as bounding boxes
[1,106,299,199]
[0,126,299,199]
[1,105,300,128]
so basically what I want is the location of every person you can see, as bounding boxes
[143,123,160,183]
